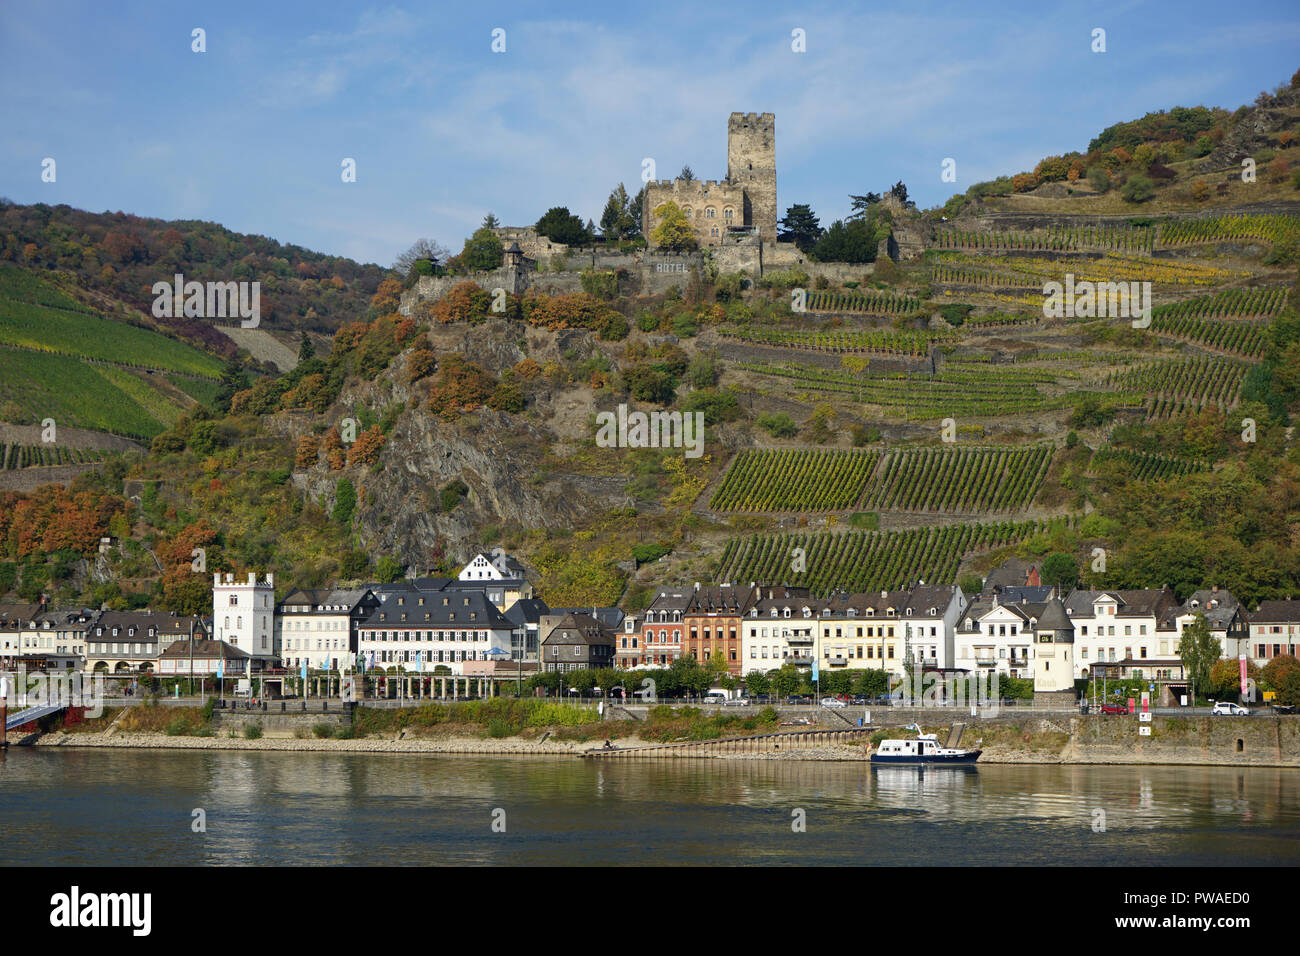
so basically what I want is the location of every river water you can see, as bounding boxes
[1,748,1297,865]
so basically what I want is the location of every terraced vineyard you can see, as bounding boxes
[738,361,1134,420]
[804,290,921,315]
[715,517,1077,596]
[1106,356,1246,417]
[1,442,106,469]
[719,324,945,356]
[1089,447,1208,481]
[934,224,1154,254]
[1157,213,1300,247]
[710,448,880,512]
[864,445,1053,513]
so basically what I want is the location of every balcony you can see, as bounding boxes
[787,655,814,666]
[827,657,849,668]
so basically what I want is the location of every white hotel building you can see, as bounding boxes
[356,587,513,675]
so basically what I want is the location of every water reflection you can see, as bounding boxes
[1,750,1298,866]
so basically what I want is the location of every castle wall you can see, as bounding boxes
[643,179,748,249]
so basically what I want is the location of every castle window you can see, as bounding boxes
[711,227,719,237]
[682,207,692,218]
[705,207,716,218]
[724,207,734,220]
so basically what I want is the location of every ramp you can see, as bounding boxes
[945,722,966,748]
[6,704,65,730]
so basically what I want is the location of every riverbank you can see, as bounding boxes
[25,712,1300,767]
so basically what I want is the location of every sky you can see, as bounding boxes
[2,0,1298,268]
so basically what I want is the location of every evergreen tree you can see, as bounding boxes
[847,192,881,221]
[481,212,501,230]
[600,184,636,240]
[679,165,695,182]
[298,332,315,363]
[213,358,250,413]
[535,206,590,245]
[778,203,824,251]
[630,185,646,235]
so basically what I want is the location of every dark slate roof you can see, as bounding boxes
[1251,600,1300,623]
[687,585,757,615]
[504,598,550,627]
[1037,596,1074,634]
[992,585,1054,604]
[360,590,511,629]
[158,639,249,660]
[550,607,624,629]
[92,611,204,639]
[541,613,616,647]
[646,590,693,612]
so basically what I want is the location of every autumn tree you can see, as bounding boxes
[650,201,698,251]
[294,435,319,470]
[347,425,386,466]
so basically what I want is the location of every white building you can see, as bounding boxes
[900,584,968,671]
[357,587,514,676]
[275,587,378,672]
[212,572,276,661]
[741,587,815,674]
[955,598,1036,679]
[1063,588,1179,679]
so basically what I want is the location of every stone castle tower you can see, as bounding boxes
[726,112,776,243]
[643,112,777,249]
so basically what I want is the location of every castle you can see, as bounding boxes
[642,112,778,248]
[397,111,909,319]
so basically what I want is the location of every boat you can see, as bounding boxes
[870,730,981,764]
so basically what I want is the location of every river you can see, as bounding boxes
[2,748,1297,865]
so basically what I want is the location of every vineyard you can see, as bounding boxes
[934,224,1155,254]
[0,442,105,470]
[803,290,921,315]
[715,517,1077,596]
[864,445,1053,513]
[1089,447,1208,481]
[738,361,1132,420]
[1157,214,1300,247]
[709,448,880,512]
[0,350,171,439]
[719,324,945,356]
[1106,356,1246,416]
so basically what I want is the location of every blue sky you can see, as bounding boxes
[2,0,1297,268]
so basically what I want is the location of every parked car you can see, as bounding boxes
[1272,703,1296,714]
[1100,703,1129,715]
[786,694,812,705]
[1212,701,1249,716]
[722,696,751,707]
[849,694,870,705]
[820,697,847,708]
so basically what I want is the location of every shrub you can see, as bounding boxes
[1121,174,1155,203]
[165,716,191,736]
[312,723,334,739]
[487,718,512,738]
[243,723,263,740]
[756,412,798,438]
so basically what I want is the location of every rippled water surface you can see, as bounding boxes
[1,749,1297,865]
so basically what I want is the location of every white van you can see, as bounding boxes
[704,690,729,705]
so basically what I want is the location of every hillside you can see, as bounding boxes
[3,70,1300,613]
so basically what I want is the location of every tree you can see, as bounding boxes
[649,201,698,251]
[332,478,356,524]
[600,183,636,240]
[629,185,645,235]
[374,555,406,583]
[393,237,451,277]
[811,217,884,263]
[769,664,802,700]
[298,332,315,363]
[1040,552,1080,589]
[679,165,695,182]
[535,207,590,245]
[889,181,914,208]
[1262,653,1300,692]
[481,212,501,230]
[460,228,503,272]
[1177,612,1221,701]
[744,670,771,697]
[847,192,881,221]
[778,204,824,251]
